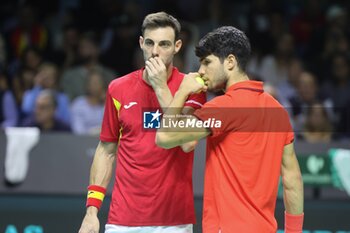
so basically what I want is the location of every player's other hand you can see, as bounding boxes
[78,210,100,233]
[180,72,208,95]
[145,56,168,88]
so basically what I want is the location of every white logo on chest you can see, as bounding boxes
[124,102,138,109]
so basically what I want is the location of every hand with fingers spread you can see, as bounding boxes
[179,72,208,95]
[145,56,168,89]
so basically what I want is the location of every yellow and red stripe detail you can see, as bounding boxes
[86,185,107,209]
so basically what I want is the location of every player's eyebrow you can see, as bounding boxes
[200,57,211,64]
[159,40,172,46]
[144,38,172,45]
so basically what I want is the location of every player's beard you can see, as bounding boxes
[208,67,227,92]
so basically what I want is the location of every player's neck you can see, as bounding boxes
[225,70,249,91]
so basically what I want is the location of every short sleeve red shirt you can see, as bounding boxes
[194,81,294,233]
[100,67,206,226]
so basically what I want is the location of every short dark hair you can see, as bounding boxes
[195,26,251,72]
[141,12,181,40]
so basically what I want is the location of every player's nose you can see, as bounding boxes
[198,65,205,76]
[152,45,159,57]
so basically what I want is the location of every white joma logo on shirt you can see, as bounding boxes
[124,102,138,109]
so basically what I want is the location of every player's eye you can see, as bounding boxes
[159,41,171,48]
[202,59,210,66]
[145,40,154,47]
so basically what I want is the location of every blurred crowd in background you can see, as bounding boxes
[0,0,349,142]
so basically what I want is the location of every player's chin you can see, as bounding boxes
[206,83,216,92]
[207,87,216,92]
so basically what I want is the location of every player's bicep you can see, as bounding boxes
[96,141,118,159]
[281,143,297,173]
[281,142,302,186]
[90,141,117,186]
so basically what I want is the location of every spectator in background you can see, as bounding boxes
[61,32,116,101]
[173,22,200,73]
[290,0,325,56]
[247,0,271,41]
[22,89,70,132]
[11,46,44,106]
[6,4,50,62]
[21,63,70,124]
[70,71,105,135]
[325,5,349,42]
[322,53,350,110]
[259,33,296,87]
[322,53,350,136]
[248,32,296,85]
[18,46,43,72]
[246,10,285,82]
[306,4,348,79]
[0,72,18,128]
[317,30,349,82]
[0,34,7,71]
[269,11,287,46]
[289,71,334,132]
[100,13,139,75]
[49,24,81,71]
[278,57,304,106]
[247,0,276,51]
[300,102,333,143]
[12,67,36,106]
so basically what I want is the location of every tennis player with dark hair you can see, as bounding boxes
[156,26,304,233]
[78,12,205,233]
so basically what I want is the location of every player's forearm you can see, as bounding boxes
[156,90,189,148]
[281,144,304,215]
[89,141,117,188]
[282,169,304,214]
[154,85,174,112]
[154,88,197,151]
[164,89,189,116]
[156,89,210,148]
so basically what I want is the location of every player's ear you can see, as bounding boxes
[139,36,144,49]
[174,39,182,54]
[226,54,237,71]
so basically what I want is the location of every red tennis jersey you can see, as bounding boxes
[100,67,206,226]
[194,81,294,233]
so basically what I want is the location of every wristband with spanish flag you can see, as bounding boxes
[284,211,304,233]
[86,185,106,210]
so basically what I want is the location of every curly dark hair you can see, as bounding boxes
[195,26,251,72]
